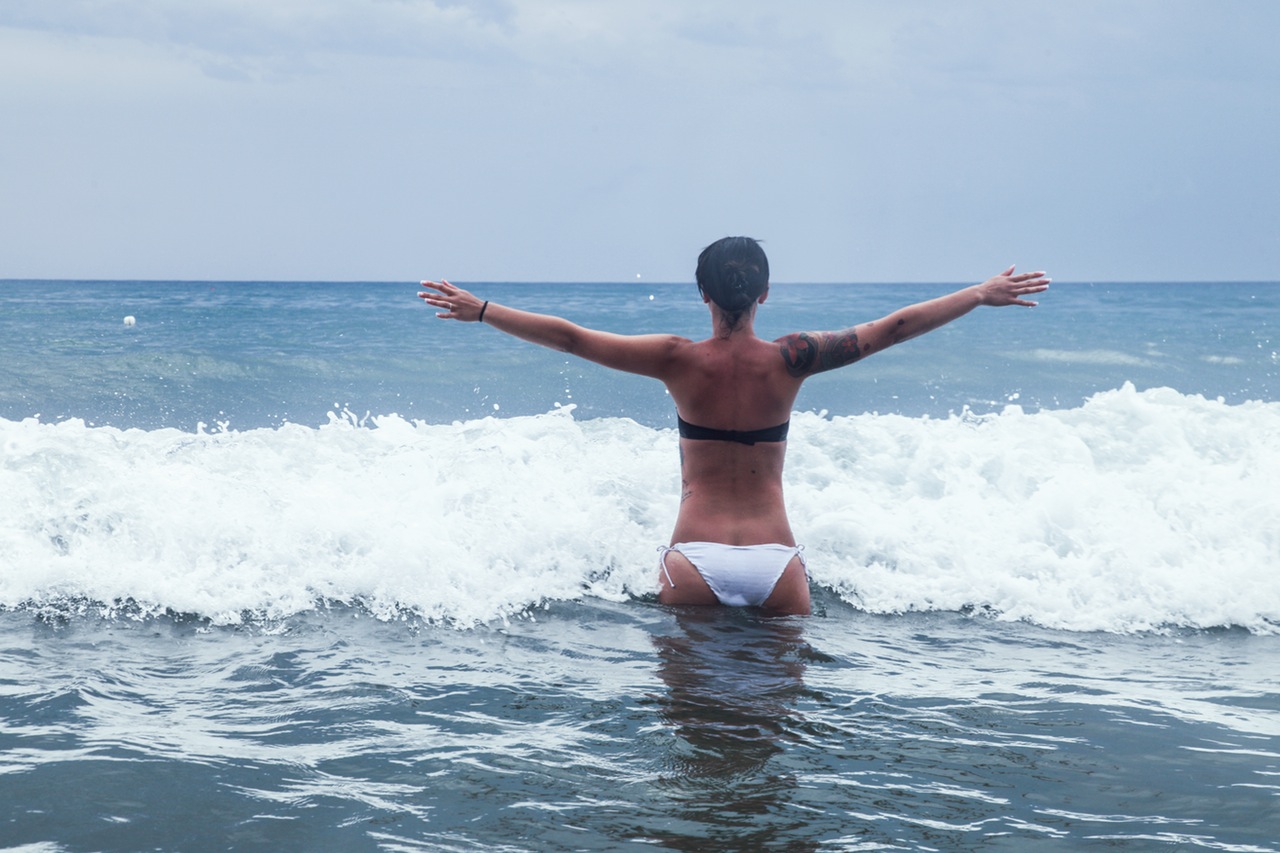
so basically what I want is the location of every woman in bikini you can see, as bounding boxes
[420,236,1049,616]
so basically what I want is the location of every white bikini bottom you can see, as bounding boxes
[658,541,806,607]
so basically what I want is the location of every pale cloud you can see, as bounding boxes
[2,1,1278,282]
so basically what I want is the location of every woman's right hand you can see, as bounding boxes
[418,280,488,322]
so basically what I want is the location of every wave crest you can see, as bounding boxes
[3,385,1277,633]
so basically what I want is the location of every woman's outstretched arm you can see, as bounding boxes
[776,266,1049,378]
[418,280,688,379]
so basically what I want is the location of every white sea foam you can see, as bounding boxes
[2,384,1277,633]
[1026,348,1155,367]
[790,383,1279,634]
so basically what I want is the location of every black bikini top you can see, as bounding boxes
[676,414,790,446]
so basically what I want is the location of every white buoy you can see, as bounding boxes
[123,315,136,327]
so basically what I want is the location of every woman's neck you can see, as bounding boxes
[710,305,758,339]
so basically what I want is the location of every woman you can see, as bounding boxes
[420,236,1049,616]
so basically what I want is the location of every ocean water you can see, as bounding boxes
[2,279,1279,851]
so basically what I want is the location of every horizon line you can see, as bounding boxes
[5,277,1280,286]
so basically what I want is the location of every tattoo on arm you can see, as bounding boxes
[780,333,818,376]
[780,330,862,377]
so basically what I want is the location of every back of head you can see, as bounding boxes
[696,236,769,328]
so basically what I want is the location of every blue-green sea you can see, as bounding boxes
[2,279,1278,850]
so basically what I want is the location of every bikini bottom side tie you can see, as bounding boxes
[658,541,806,607]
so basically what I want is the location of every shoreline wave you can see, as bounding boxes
[3,384,1277,634]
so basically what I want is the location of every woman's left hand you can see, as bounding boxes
[975,266,1051,307]
[418,280,487,321]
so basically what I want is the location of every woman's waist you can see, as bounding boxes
[680,477,785,507]
[670,501,794,546]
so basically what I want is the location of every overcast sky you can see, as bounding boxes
[3,1,1277,282]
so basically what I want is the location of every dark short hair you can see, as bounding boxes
[695,236,769,328]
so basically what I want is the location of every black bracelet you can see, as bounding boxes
[478,301,489,323]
